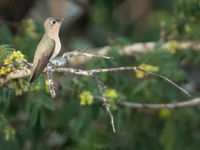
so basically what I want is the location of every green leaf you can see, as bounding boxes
[0,114,15,141]
[30,105,39,127]
[39,94,55,111]
[39,109,46,128]
[0,87,10,108]
[25,98,33,114]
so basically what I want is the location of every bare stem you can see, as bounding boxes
[63,50,112,60]
[94,96,199,110]
[116,97,200,109]
[93,73,116,133]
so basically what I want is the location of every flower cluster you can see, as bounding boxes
[0,66,12,75]
[79,91,93,106]
[167,40,179,54]
[159,108,171,118]
[0,51,27,75]
[136,64,159,79]
[104,89,118,99]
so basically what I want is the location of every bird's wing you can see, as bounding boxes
[29,37,55,83]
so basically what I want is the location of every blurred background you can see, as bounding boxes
[0,0,200,149]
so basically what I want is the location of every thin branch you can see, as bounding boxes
[136,67,191,97]
[63,50,112,60]
[0,61,32,69]
[53,66,191,97]
[49,50,111,67]
[0,66,191,97]
[53,68,93,76]
[116,97,200,109]
[0,69,31,86]
[94,96,200,110]
[93,73,116,133]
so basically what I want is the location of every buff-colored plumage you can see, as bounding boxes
[29,17,63,82]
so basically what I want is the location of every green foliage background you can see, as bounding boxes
[0,0,200,149]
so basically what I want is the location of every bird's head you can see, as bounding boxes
[44,17,64,35]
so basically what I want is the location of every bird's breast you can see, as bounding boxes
[51,37,61,59]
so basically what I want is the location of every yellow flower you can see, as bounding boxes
[136,64,159,79]
[104,89,118,99]
[159,108,171,118]
[4,127,15,141]
[3,50,26,65]
[0,66,13,75]
[4,56,12,65]
[11,51,27,62]
[1,50,27,75]
[167,40,179,54]
[79,91,93,106]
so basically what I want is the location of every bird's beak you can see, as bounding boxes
[56,18,64,22]
[56,16,73,23]
[62,16,73,22]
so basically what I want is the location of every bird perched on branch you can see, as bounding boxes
[29,17,63,83]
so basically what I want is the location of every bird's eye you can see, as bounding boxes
[52,20,56,24]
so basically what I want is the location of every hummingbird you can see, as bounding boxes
[29,17,63,83]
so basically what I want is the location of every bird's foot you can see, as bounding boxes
[49,54,71,67]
